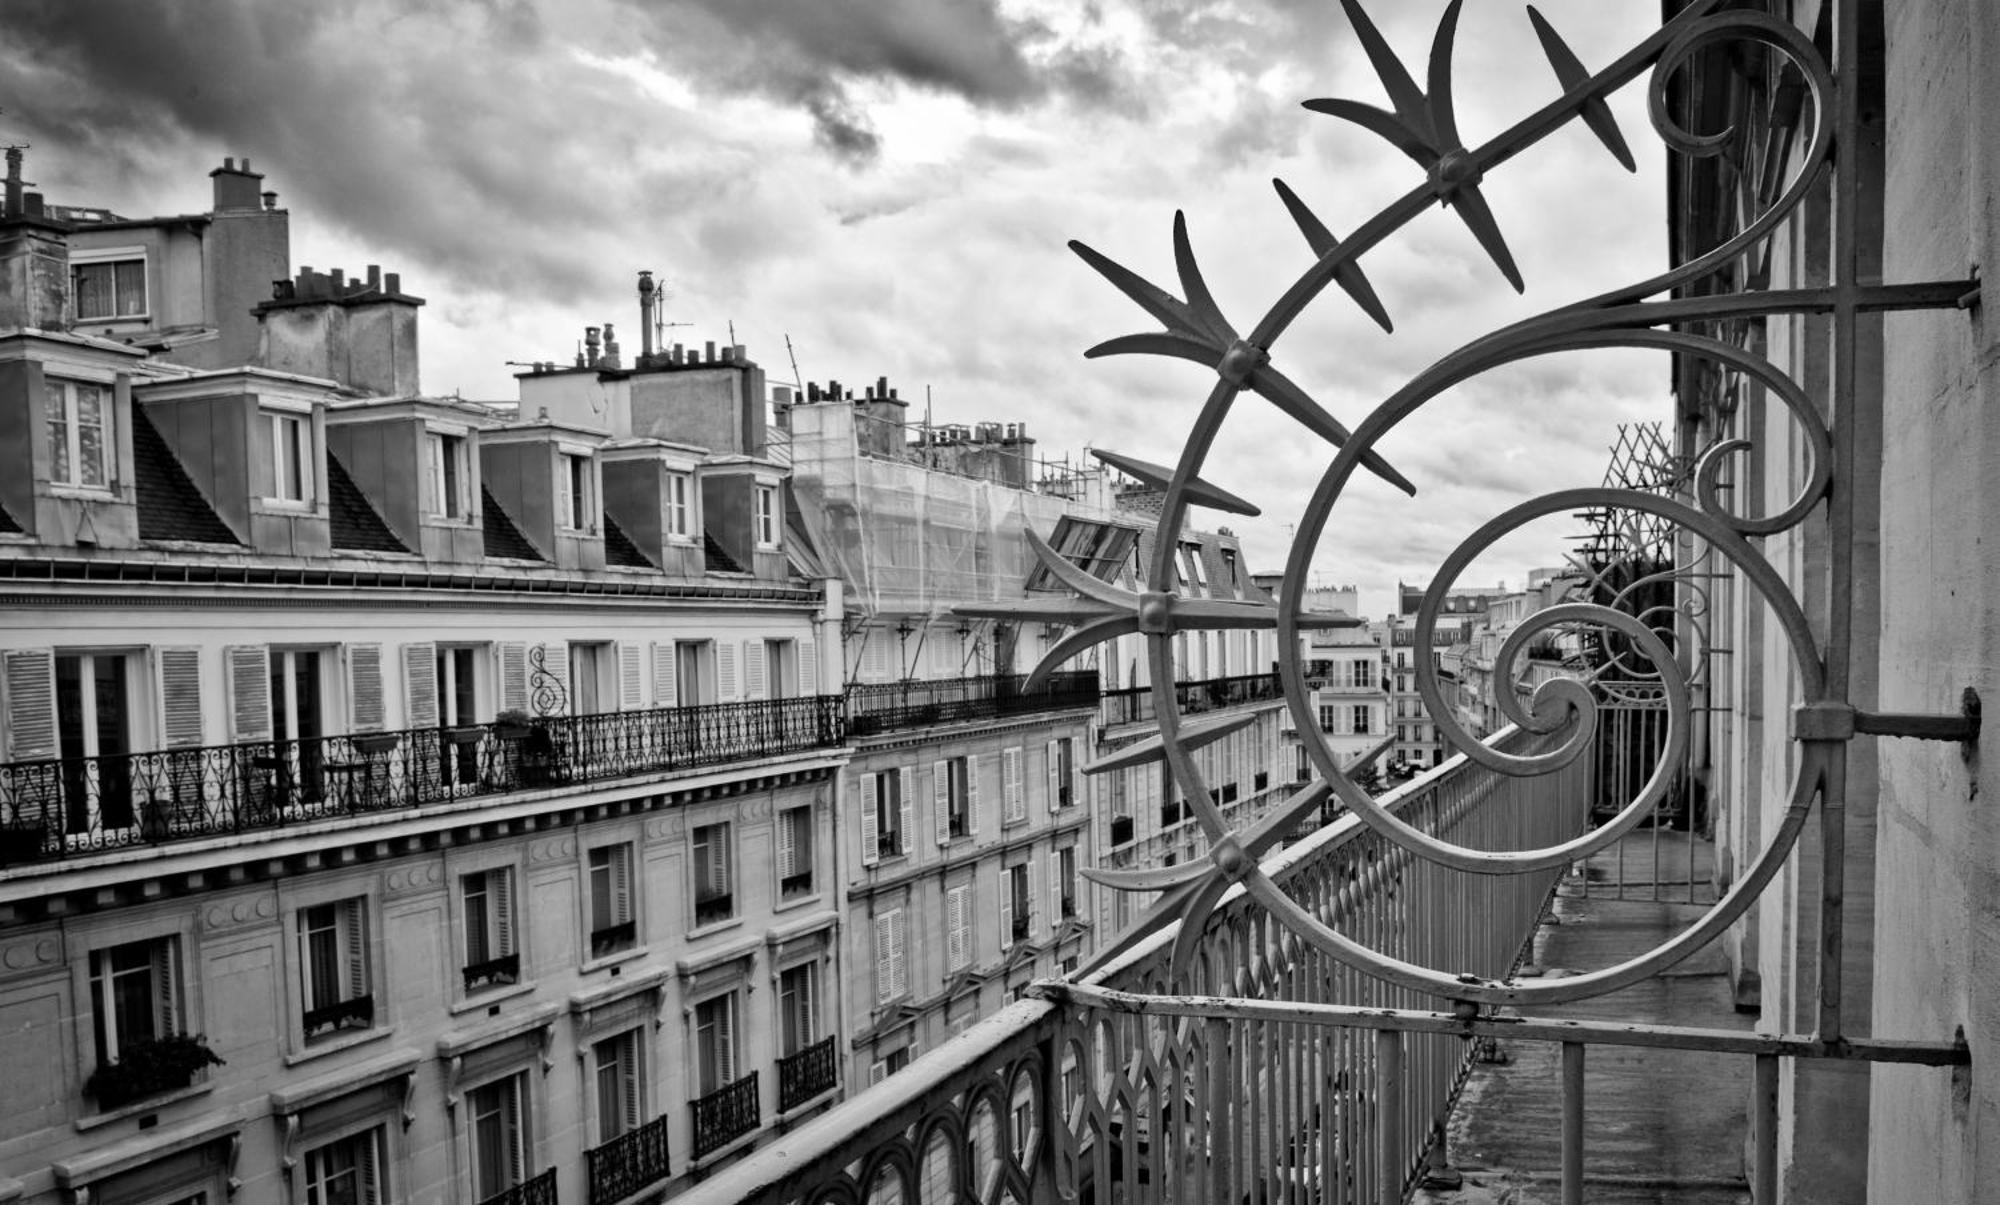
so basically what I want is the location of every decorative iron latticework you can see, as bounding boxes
[963,0,1978,1026]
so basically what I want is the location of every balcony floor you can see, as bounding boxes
[1418,832,1753,1205]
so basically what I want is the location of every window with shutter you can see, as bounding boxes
[617,644,643,710]
[651,643,677,708]
[1003,748,1024,822]
[402,643,438,728]
[999,875,1014,951]
[799,640,817,694]
[932,761,951,845]
[156,647,204,748]
[2,649,57,759]
[469,1074,527,1199]
[1045,740,1060,814]
[743,641,766,700]
[717,642,738,701]
[874,913,894,1004]
[226,645,273,741]
[964,754,981,836]
[304,1125,386,1205]
[947,885,970,970]
[859,775,881,867]
[346,644,385,732]
[498,643,528,713]
[890,909,907,998]
[897,767,915,854]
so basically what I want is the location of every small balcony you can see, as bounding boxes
[589,920,637,960]
[693,890,734,927]
[846,671,1098,737]
[1099,671,1283,728]
[301,994,375,1040]
[692,1071,761,1160]
[477,1167,556,1205]
[461,952,520,994]
[586,1113,672,1205]
[0,694,846,866]
[778,1036,839,1112]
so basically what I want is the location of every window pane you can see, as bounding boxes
[115,261,146,316]
[74,262,112,319]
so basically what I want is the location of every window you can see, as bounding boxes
[468,1073,530,1202]
[54,651,137,831]
[434,645,482,789]
[1058,846,1078,919]
[593,1029,645,1144]
[570,641,610,715]
[692,822,733,925]
[763,639,798,698]
[587,845,636,958]
[72,254,147,320]
[461,868,519,993]
[428,432,469,519]
[1180,543,1209,593]
[675,640,713,706]
[932,756,975,844]
[1004,863,1031,945]
[778,964,817,1057]
[694,993,739,1095]
[1352,705,1372,735]
[1048,737,1075,809]
[304,1126,386,1205]
[89,936,181,1069]
[665,471,693,538]
[1002,747,1026,823]
[778,805,813,898]
[754,484,778,547]
[874,908,908,1004]
[1318,704,1341,734]
[298,899,373,1041]
[860,769,910,864]
[269,411,313,503]
[945,884,972,971]
[1348,659,1375,689]
[559,452,592,530]
[47,379,114,491]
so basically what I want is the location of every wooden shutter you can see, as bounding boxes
[621,1032,641,1128]
[493,869,515,957]
[613,846,632,924]
[858,775,880,867]
[225,644,272,740]
[1028,854,1040,937]
[346,643,385,732]
[778,808,798,879]
[875,913,895,1003]
[717,642,738,701]
[870,1060,887,1086]
[1046,740,1062,812]
[344,900,369,997]
[153,938,178,1034]
[499,642,528,713]
[999,872,1014,949]
[1051,851,1064,929]
[156,647,205,748]
[1003,748,1023,821]
[2,649,56,759]
[743,641,766,700]
[618,644,643,710]
[947,885,968,969]
[932,761,950,845]
[897,768,915,855]
[799,640,817,694]
[402,642,438,728]
[890,911,907,998]
[536,643,570,715]
[652,643,677,707]
[964,753,981,836]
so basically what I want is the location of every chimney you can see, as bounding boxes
[601,322,620,370]
[210,155,266,211]
[704,340,717,363]
[637,271,656,361]
[4,147,22,218]
[254,262,425,396]
[262,190,279,211]
[585,326,601,367]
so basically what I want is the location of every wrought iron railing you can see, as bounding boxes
[845,671,1098,737]
[777,1036,838,1113]
[1099,671,1282,727]
[586,1113,672,1205]
[589,921,637,959]
[478,1167,556,1205]
[301,994,374,1040]
[691,1072,761,1160]
[673,727,1585,1204]
[462,952,520,994]
[0,694,845,865]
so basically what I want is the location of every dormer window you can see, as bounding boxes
[268,410,313,503]
[754,484,778,548]
[46,379,112,491]
[428,432,470,519]
[559,452,592,531]
[665,471,693,540]
[71,248,148,322]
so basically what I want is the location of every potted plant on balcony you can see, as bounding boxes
[84,1032,224,1111]
[0,800,48,866]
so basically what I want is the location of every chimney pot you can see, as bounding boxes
[330,268,345,290]
[261,190,278,210]
[224,157,236,171]
[877,375,888,397]
[384,272,400,293]
[240,157,251,172]
[705,340,716,363]
[367,265,381,290]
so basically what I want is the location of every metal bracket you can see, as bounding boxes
[1790,702,1855,741]
[1853,688,1982,749]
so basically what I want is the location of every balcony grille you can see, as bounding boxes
[845,671,1097,736]
[461,952,520,994]
[777,1036,838,1112]
[691,1071,760,1159]
[476,1167,555,1205]
[1099,671,1282,727]
[585,1113,671,1205]
[301,994,374,1039]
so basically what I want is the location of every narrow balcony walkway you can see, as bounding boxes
[1418,832,1752,1205]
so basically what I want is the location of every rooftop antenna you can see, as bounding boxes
[728,319,737,347]
[650,277,691,350]
[784,334,803,395]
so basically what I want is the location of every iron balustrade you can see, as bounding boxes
[585,1113,672,1205]
[477,1167,556,1205]
[779,871,813,899]
[691,1072,761,1160]
[589,920,637,960]
[845,671,1098,737]
[301,994,374,1040]
[1099,671,1283,727]
[693,891,734,927]
[462,952,521,994]
[668,727,1584,1205]
[777,1036,838,1112]
[0,694,846,865]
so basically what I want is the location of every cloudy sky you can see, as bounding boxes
[6,0,1676,616]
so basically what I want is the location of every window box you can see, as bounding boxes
[462,952,521,994]
[779,872,813,900]
[693,892,734,928]
[84,1032,223,1111]
[302,994,376,1040]
[351,732,401,756]
[590,920,637,960]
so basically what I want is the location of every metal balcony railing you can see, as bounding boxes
[1099,671,1282,727]
[777,1036,839,1112]
[846,671,1098,737]
[671,727,1586,1205]
[691,1072,761,1160]
[477,1167,556,1205]
[462,952,521,994]
[301,994,374,1040]
[586,1114,672,1205]
[0,694,846,865]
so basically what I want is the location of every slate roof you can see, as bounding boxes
[602,514,654,569]
[133,407,240,545]
[0,502,20,535]
[481,487,544,561]
[327,452,411,554]
[703,531,744,573]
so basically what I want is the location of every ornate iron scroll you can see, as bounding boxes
[958,0,1979,1012]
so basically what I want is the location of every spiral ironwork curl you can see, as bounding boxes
[960,0,1977,1007]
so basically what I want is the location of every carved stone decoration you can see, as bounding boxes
[401,1069,419,1130]
[444,1054,464,1111]
[226,1132,243,1197]
[279,1113,301,1172]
